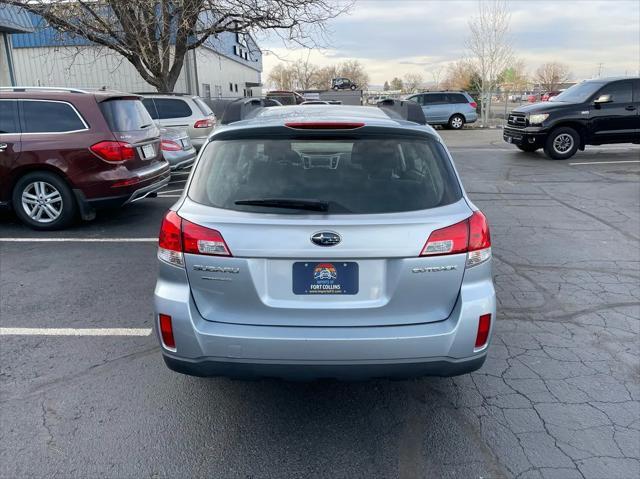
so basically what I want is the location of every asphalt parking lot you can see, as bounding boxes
[1,130,639,479]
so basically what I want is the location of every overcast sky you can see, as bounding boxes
[260,0,640,86]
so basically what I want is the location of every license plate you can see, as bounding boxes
[141,144,155,159]
[293,262,358,295]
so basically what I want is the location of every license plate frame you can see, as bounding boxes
[292,261,359,295]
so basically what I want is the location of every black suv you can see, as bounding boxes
[504,77,640,159]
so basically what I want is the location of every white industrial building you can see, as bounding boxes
[3,11,262,98]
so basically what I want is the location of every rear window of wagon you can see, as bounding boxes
[188,135,462,215]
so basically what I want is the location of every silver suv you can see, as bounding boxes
[139,93,216,150]
[406,91,478,129]
[154,99,495,380]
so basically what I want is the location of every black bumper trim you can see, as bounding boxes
[162,353,487,380]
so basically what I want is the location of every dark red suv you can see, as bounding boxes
[0,87,171,230]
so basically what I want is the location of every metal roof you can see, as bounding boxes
[0,5,34,33]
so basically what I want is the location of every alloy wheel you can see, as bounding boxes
[21,181,63,223]
[553,133,574,154]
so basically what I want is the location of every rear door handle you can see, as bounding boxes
[0,143,8,151]
[625,105,637,111]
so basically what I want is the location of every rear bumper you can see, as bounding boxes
[464,111,478,123]
[153,260,496,380]
[162,353,486,380]
[84,171,170,210]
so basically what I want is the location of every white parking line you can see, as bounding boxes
[0,238,156,242]
[157,194,182,198]
[569,160,640,166]
[168,179,187,185]
[0,327,152,336]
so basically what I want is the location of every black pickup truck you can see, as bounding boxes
[504,77,640,159]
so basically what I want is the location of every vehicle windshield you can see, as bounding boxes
[550,82,604,103]
[188,136,462,215]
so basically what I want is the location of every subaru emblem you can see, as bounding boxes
[311,231,341,247]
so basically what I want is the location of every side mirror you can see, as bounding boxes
[594,94,612,104]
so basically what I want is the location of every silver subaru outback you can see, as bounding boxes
[154,100,495,380]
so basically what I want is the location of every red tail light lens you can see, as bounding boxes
[182,219,231,256]
[159,314,176,349]
[161,139,182,151]
[158,211,231,266]
[469,101,478,109]
[475,314,491,348]
[194,118,214,128]
[468,211,491,251]
[158,211,184,266]
[421,219,469,256]
[90,141,135,162]
[284,122,365,129]
[420,211,491,266]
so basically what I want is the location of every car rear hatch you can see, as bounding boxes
[174,126,475,327]
[98,96,162,168]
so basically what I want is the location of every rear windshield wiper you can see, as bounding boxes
[235,198,330,212]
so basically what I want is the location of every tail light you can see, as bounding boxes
[158,314,176,349]
[469,101,478,109]
[420,211,491,267]
[161,139,182,151]
[194,118,214,129]
[475,314,491,348]
[158,210,231,267]
[90,141,135,162]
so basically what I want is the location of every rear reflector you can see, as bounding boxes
[161,139,182,151]
[90,140,135,162]
[284,122,365,130]
[194,118,214,128]
[475,314,491,348]
[159,314,176,349]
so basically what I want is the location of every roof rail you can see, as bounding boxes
[0,86,89,94]
[133,92,191,96]
[376,98,426,125]
[220,98,273,125]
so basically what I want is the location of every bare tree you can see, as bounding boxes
[466,0,513,125]
[292,52,319,90]
[5,0,352,92]
[442,59,478,91]
[389,77,403,91]
[403,72,424,93]
[313,64,339,89]
[338,59,369,89]
[267,63,296,90]
[535,62,571,91]
[430,66,443,90]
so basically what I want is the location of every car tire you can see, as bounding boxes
[517,144,539,153]
[12,171,77,230]
[544,127,579,160]
[448,114,465,130]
